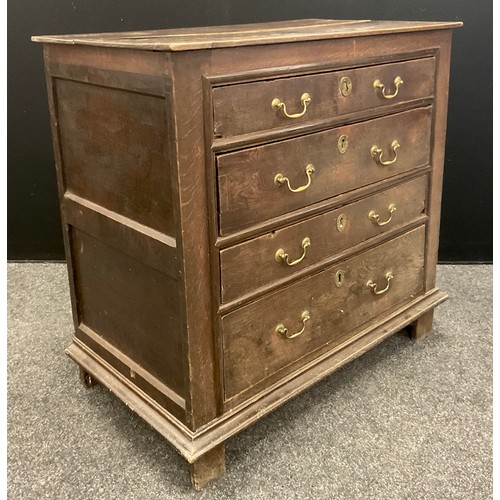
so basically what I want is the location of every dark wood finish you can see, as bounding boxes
[190,444,226,490]
[41,42,189,420]
[78,323,187,415]
[220,174,427,303]
[56,79,175,235]
[409,310,435,341]
[222,225,425,400]
[63,193,177,278]
[220,216,427,316]
[213,57,435,137]
[34,19,460,490]
[32,19,462,51]
[217,107,432,234]
[65,287,448,460]
[423,34,452,291]
[215,167,430,250]
[79,367,99,388]
[45,44,170,96]
[170,51,221,430]
[70,228,185,397]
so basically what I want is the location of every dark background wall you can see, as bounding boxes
[8,0,492,261]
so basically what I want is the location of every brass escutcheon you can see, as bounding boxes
[335,270,345,288]
[336,213,347,232]
[339,76,352,96]
[338,134,349,154]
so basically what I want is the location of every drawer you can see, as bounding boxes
[218,106,432,235]
[222,225,425,400]
[213,57,435,138]
[220,175,427,303]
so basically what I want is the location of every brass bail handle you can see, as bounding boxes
[274,164,315,193]
[272,92,311,119]
[371,140,400,166]
[369,203,397,226]
[373,75,403,99]
[275,237,311,266]
[275,311,311,339]
[367,272,394,295]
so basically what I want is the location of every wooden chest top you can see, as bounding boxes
[32,18,462,51]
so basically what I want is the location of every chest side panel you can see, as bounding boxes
[45,45,187,420]
[56,79,175,235]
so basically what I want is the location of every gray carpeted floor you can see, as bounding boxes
[7,263,492,499]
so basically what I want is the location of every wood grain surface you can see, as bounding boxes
[222,225,426,399]
[70,228,185,398]
[189,445,226,490]
[220,175,427,303]
[56,78,175,236]
[217,106,432,234]
[36,20,460,489]
[170,51,221,429]
[32,19,462,51]
[423,32,452,291]
[213,57,435,137]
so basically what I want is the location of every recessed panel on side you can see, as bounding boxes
[70,227,185,399]
[55,79,174,235]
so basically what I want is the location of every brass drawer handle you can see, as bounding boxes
[275,237,310,266]
[373,76,403,99]
[369,203,397,226]
[274,164,315,193]
[276,311,310,339]
[367,272,394,295]
[272,92,311,119]
[371,140,400,166]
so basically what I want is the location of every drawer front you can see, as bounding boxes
[213,57,435,138]
[218,106,432,235]
[222,225,425,400]
[220,175,427,303]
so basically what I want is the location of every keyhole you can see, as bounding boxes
[338,134,349,154]
[335,270,345,287]
[336,213,347,232]
[339,76,352,97]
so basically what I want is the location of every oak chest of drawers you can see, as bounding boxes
[33,18,462,489]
